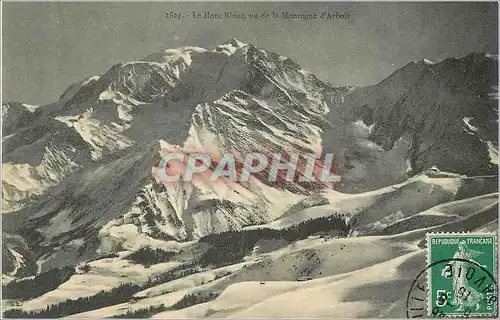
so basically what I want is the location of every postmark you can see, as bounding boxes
[406,233,498,318]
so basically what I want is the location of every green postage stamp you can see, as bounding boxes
[427,233,498,318]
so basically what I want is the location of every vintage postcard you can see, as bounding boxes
[2,1,498,318]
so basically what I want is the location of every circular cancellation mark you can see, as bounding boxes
[406,258,498,318]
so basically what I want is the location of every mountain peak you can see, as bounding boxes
[405,58,434,68]
[213,38,248,56]
[220,37,247,47]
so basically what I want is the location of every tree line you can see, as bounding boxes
[198,214,349,267]
[2,266,75,300]
[3,282,142,318]
[3,263,203,318]
[109,292,220,318]
[126,246,176,267]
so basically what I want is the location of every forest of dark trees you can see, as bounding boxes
[109,292,219,318]
[126,246,176,267]
[3,283,142,318]
[2,266,75,300]
[198,214,348,267]
[169,292,219,310]
[109,304,167,318]
[3,264,203,318]
[5,284,221,319]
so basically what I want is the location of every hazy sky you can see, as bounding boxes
[3,2,498,105]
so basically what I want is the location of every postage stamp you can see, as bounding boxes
[426,233,498,318]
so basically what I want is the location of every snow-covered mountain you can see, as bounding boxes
[2,39,498,318]
[2,38,343,269]
[324,53,498,192]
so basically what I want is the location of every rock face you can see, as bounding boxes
[323,53,498,192]
[1,39,498,275]
[2,39,340,271]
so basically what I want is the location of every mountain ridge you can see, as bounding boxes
[2,38,498,319]
[2,38,498,286]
